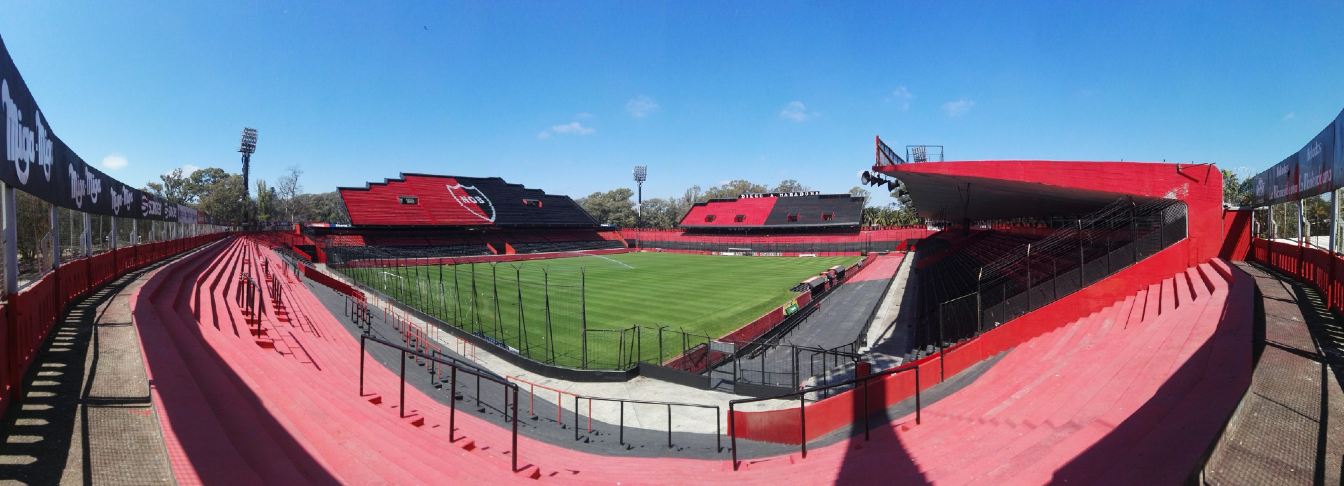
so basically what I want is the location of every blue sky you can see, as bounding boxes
[2,1,1342,206]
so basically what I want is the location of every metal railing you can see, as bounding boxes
[357,334,522,472]
[571,395,722,452]
[727,362,921,470]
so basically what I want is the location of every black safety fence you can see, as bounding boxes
[917,198,1188,351]
[571,395,722,452]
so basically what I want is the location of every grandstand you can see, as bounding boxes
[4,28,1342,486]
[311,173,627,264]
[626,192,928,255]
[680,192,865,230]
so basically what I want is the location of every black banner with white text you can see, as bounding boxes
[0,35,200,223]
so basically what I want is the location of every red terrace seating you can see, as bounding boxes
[135,238,518,483]
[683,197,777,227]
[124,234,1249,483]
[730,260,1248,483]
[624,228,934,245]
[680,194,866,229]
[338,174,597,228]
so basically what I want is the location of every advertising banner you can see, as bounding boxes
[1298,121,1335,197]
[1266,154,1298,205]
[0,35,200,222]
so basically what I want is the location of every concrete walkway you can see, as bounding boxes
[0,258,181,485]
[1202,262,1344,485]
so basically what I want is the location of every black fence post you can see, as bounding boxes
[915,367,921,424]
[512,386,519,473]
[799,395,807,458]
[729,403,738,470]
[359,335,366,396]
[573,396,581,441]
[618,401,625,445]
[399,349,407,418]
[450,367,458,442]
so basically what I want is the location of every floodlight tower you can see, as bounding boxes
[239,127,258,224]
[633,165,647,227]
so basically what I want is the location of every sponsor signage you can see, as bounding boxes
[1298,121,1335,197]
[1252,107,1344,207]
[0,36,201,223]
[784,300,800,316]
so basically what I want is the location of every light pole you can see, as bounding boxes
[239,127,258,226]
[633,165,647,227]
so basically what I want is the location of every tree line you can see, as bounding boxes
[575,178,921,229]
[143,166,349,225]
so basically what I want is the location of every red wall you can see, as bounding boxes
[0,233,229,417]
[1220,209,1252,261]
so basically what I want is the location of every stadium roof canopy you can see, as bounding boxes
[874,160,1214,223]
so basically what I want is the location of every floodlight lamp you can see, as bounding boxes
[633,165,647,183]
[239,127,259,154]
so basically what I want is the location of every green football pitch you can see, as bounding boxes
[342,252,859,369]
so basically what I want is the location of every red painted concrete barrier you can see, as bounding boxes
[0,233,229,418]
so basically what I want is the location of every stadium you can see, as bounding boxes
[0,12,1342,486]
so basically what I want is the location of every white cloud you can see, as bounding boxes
[625,96,660,118]
[888,86,914,110]
[100,154,128,170]
[537,121,596,140]
[575,112,595,120]
[942,98,976,118]
[1282,112,1296,121]
[779,101,816,122]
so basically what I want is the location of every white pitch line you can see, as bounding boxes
[591,254,635,269]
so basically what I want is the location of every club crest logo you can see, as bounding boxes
[445,183,496,223]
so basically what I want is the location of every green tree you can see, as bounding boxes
[144,168,192,205]
[185,168,230,204]
[1221,169,1253,207]
[199,174,251,224]
[771,179,809,193]
[291,192,350,224]
[577,188,637,227]
[276,166,303,223]
[702,180,767,200]
[637,197,684,229]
